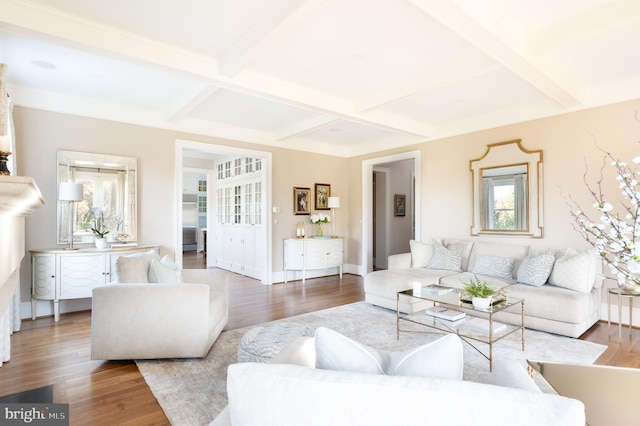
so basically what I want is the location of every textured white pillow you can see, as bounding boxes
[409,240,434,268]
[517,250,556,287]
[269,336,316,368]
[427,240,463,272]
[115,256,148,283]
[315,327,463,380]
[148,258,180,284]
[548,249,597,293]
[472,254,515,280]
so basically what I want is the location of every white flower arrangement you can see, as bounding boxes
[566,147,640,291]
[310,213,330,224]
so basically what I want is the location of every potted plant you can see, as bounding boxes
[91,212,110,249]
[462,274,496,309]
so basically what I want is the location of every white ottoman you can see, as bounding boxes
[237,322,315,363]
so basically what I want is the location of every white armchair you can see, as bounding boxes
[91,268,229,360]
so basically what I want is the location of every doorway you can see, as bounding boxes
[362,151,420,274]
[175,140,273,284]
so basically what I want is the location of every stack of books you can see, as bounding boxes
[464,317,507,334]
[421,284,454,295]
[425,306,466,321]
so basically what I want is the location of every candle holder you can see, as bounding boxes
[0,151,11,176]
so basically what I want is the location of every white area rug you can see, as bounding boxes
[136,302,607,426]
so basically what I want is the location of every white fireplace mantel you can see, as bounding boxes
[0,175,44,366]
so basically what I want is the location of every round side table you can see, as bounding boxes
[607,287,640,342]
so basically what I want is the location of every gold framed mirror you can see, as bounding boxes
[470,140,543,238]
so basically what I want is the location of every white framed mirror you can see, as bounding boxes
[57,150,137,245]
[470,140,543,238]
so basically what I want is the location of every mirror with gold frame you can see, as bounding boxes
[470,140,543,238]
[57,150,137,245]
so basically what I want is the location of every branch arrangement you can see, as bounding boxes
[566,145,640,290]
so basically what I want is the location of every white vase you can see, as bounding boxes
[94,237,108,249]
[472,296,491,309]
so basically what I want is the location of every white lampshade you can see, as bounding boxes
[59,182,84,202]
[328,196,340,209]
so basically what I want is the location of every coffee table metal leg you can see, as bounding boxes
[396,293,400,340]
[521,300,525,351]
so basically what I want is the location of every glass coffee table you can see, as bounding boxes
[397,286,525,371]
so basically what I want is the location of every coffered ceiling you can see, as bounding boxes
[1,0,640,157]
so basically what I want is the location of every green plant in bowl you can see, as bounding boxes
[462,274,496,298]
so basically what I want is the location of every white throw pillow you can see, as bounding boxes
[548,249,597,294]
[148,258,180,284]
[517,250,556,287]
[315,327,463,380]
[472,254,515,280]
[409,240,434,268]
[427,240,463,272]
[115,256,148,283]
[269,336,316,368]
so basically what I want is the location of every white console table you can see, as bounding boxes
[30,244,159,321]
[283,237,343,284]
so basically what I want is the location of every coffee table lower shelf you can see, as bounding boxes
[396,291,525,372]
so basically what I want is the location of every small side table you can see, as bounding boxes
[607,287,640,342]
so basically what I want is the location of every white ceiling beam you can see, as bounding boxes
[524,0,640,55]
[356,54,501,112]
[220,0,329,77]
[0,0,433,139]
[407,0,584,109]
[165,83,220,122]
[275,115,340,141]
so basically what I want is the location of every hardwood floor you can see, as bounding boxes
[1,263,639,425]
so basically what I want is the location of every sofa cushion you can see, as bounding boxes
[471,254,515,280]
[315,327,463,380]
[114,250,160,282]
[148,258,180,284]
[442,239,474,271]
[427,240,464,272]
[517,250,556,287]
[270,336,316,368]
[409,239,435,267]
[467,241,529,275]
[548,249,597,294]
[116,256,148,283]
[505,283,594,324]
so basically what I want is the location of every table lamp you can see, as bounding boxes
[59,182,84,250]
[328,196,340,237]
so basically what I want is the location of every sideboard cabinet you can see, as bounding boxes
[31,245,159,321]
[283,238,343,284]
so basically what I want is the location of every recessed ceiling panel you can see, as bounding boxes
[252,0,482,99]
[28,0,279,57]
[187,89,322,132]
[297,119,410,146]
[383,67,553,125]
[1,33,191,110]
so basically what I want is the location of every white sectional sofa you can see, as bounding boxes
[364,239,602,338]
[211,328,586,426]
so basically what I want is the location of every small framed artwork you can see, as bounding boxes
[315,183,331,210]
[394,194,406,217]
[293,187,311,215]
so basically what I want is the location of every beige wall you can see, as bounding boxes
[14,98,640,314]
[348,99,640,270]
[14,107,349,309]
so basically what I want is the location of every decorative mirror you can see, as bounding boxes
[470,140,543,238]
[57,150,137,244]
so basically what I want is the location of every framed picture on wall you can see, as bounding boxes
[293,187,311,215]
[394,194,406,217]
[315,183,331,210]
